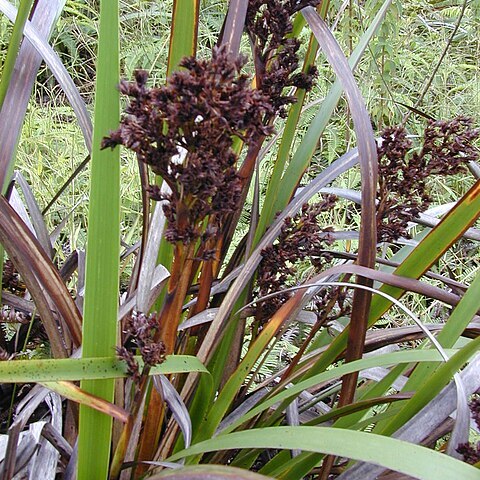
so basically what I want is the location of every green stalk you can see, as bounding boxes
[77,2,120,479]
[153,0,199,311]
[167,0,200,75]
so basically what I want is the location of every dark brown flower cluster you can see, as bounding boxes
[457,395,480,464]
[377,117,479,242]
[246,0,319,117]
[256,195,336,323]
[103,46,273,244]
[117,312,166,383]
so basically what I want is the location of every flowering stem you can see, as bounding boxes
[159,242,196,353]
[134,242,196,471]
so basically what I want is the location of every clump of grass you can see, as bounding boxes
[0,1,479,480]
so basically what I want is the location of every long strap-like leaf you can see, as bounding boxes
[302,5,378,404]
[77,2,120,479]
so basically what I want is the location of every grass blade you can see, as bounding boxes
[0,0,65,192]
[302,5,378,404]
[77,1,120,478]
[0,355,208,383]
[0,0,33,110]
[0,0,92,152]
[169,426,479,480]
[220,349,457,435]
[168,0,200,73]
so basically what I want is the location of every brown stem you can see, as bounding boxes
[134,241,196,476]
[220,137,265,262]
[280,290,341,382]
[109,373,149,479]
[189,235,217,318]
[158,242,196,352]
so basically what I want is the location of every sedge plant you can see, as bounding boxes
[0,1,479,480]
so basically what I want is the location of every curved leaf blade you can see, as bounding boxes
[0,195,82,350]
[302,5,378,402]
[169,426,479,480]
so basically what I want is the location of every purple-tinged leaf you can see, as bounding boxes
[0,431,38,480]
[220,0,248,56]
[0,0,65,190]
[177,308,219,332]
[216,387,270,435]
[319,187,480,241]
[13,171,54,258]
[0,0,92,156]
[40,423,73,463]
[0,385,49,480]
[1,290,36,317]
[302,5,378,405]
[150,465,275,479]
[153,375,192,449]
[136,194,168,312]
[0,196,82,349]
[8,186,35,234]
[286,399,301,457]
[63,442,77,480]
[118,264,170,321]
[254,323,480,391]
[28,394,62,480]
[75,249,85,315]
[240,263,465,317]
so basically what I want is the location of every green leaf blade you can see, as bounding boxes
[77,1,120,479]
[170,426,479,480]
